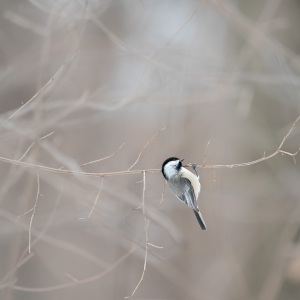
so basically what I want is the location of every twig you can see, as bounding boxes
[38,131,55,141]
[160,180,166,204]
[4,54,76,122]
[18,131,55,162]
[147,242,163,249]
[18,143,37,162]
[277,115,300,150]
[81,143,125,166]
[28,171,40,253]
[127,126,167,171]
[3,10,46,36]
[0,155,158,176]
[0,278,18,290]
[0,198,128,291]
[258,206,300,300]
[278,149,299,165]
[125,171,148,298]
[0,252,34,289]
[13,246,136,292]
[0,190,63,288]
[208,0,300,70]
[202,140,211,167]
[79,178,104,219]
[189,115,300,169]
[65,273,79,283]
[17,207,34,218]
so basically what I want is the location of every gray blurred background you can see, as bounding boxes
[0,0,300,299]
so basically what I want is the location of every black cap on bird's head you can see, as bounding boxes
[161,157,184,179]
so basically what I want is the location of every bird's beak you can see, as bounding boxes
[180,159,184,162]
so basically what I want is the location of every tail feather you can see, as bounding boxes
[193,209,207,230]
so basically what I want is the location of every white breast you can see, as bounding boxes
[180,167,200,198]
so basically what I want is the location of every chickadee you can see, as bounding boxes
[161,157,206,230]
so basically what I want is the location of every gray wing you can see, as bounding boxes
[169,176,207,230]
[170,176,198,210]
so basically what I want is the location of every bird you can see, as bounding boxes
[161,157,206,230]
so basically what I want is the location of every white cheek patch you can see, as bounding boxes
[164,160,180,179]
[164,166,177,179]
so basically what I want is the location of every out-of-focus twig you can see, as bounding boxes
[3,54,77,123]
[1,189,62,288]
[13,246,136,292]
[125,171,148,298]
[81,143,125,167]
[28,171,40,253]
[18,131,55,162]
[202,140,211,167]
[193,115,300,169]
[160,180,166,204]
[127,126,166,171]
[258,206,300,300]
[79,178,104,219]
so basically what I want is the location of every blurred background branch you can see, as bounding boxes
[0,1,300,300]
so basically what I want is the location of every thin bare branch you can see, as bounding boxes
[3,10,46,36]
[190,115,300,170]
[65,273,79,283]
[127,126,167,171]
[18,131,55,162]
[147,242,163,249]
[0,155,159,176]
[208,0,300,69]
[81,142,125,166]
[0,191,62,288]
[0,278,17,290]
[160,179,166,204]
[17,207,34,218]
[202,140,211,167]
[4,54,77,122]
[258,206,300,300]
[13,246,136,292]
[277,115,300,150]
[39,131,55,141]
[18,143,37,162]
[0,252,34,289]
[28,171,40,253]
[79,178,104,219]
[125,171,148,298]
